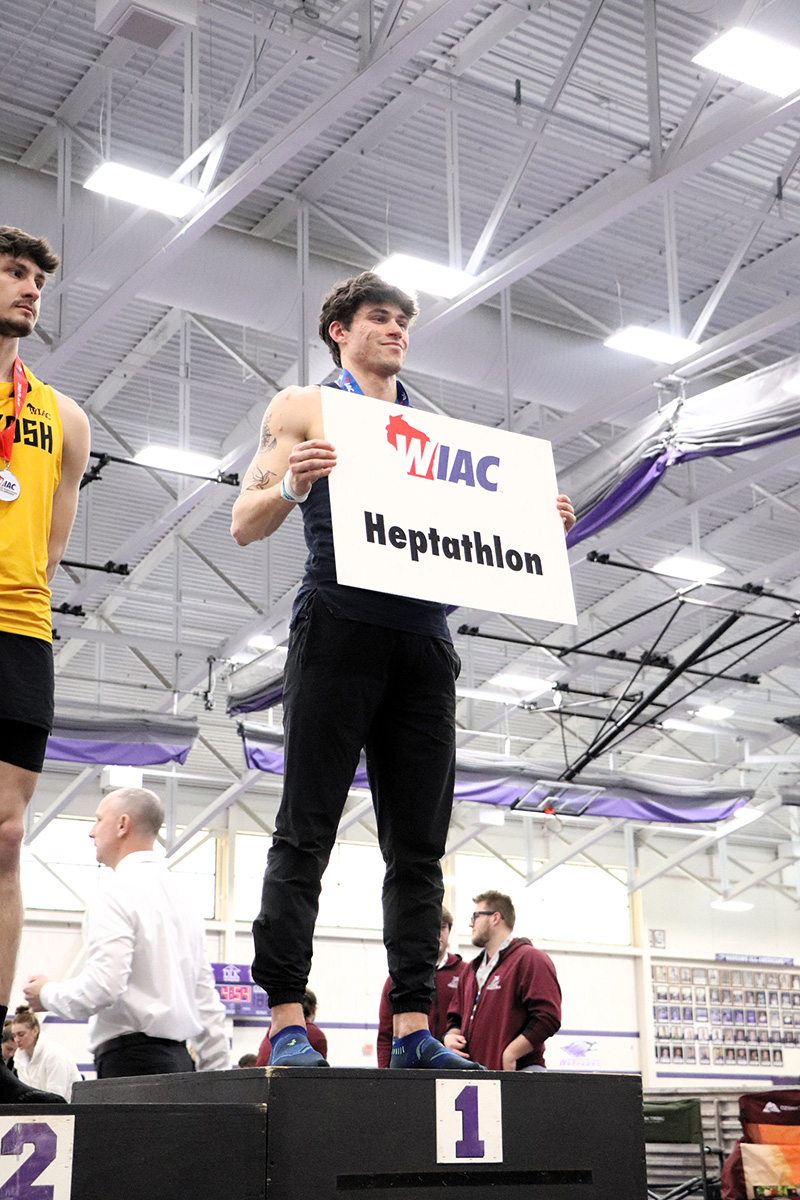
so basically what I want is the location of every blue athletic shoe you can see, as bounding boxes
[389,1030,486,1070]
[269,1025,330,1068]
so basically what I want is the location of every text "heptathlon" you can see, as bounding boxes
[364,511,543,574]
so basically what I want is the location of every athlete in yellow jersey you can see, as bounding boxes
[0,227,90,1105]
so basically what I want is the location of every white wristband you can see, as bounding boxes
[280,470,309,503]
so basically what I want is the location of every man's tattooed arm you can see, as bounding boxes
[259,416,277,454]
[246,463,278,491]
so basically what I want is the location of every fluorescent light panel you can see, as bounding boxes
[85,162,202,217]
[652,555,725,582]
[696,704,735,721]
[693,28,800,98]
[478,809,505,827]
[375,253,472,299]
[490,674,554,699]
[134,445,220,476]
[456,686,529,706]
[604,325,700,363]
[710,899,754,912]
[248,634,277,653]
[661,716,737,736]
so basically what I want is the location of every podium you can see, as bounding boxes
[1,1069,646,1198]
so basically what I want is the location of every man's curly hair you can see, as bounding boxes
[0,227,59,275]
[318,271,418,367]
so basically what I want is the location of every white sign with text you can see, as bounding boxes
[322,389,577,624]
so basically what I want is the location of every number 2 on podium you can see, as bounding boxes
[0,1117,74,1200]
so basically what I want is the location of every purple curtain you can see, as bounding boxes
[241,731,751,824]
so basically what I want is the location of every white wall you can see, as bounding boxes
[12,841,800,1085]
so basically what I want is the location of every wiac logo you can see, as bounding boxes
[385,413,499,492]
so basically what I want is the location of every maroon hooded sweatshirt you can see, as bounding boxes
[376,952,469,1068]
[447,937,562,1071]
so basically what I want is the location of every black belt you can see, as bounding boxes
[94,1032,186,1059]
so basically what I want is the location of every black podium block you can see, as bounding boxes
[72,1068,646,1198]
[0,1102,267,1199]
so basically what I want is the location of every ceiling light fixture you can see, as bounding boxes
[710,898,754,912]
[696,704,735,721]
[133,445,220,476]
[85,162,202,218]
[661,717,737,736]
[227,650,259,666]
[604,325,700,363]
[375,253,473,299]
[456,686,530,706]
[652,555,725,582]
[247,635,277,653]
[490,674,554,699]
[693,28,800,98]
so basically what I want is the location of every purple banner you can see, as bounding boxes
[568,424,800,548]
[567,455,667,547]
[244,742,536,806]
[45,738,191,766]
[227,686,285,717]
[242,738,748,823]
[577,791,747,823]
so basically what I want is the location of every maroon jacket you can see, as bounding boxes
[376,953,469,1068]
[447,938,561,1071]
[255,1020,328,1066]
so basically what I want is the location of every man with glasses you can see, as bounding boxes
[444,891,562,1071]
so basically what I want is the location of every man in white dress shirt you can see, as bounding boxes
[23,787,229,1078]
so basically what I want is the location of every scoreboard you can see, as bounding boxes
[212,963,270,1017]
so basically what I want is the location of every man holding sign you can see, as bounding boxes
[231,272,574,1070]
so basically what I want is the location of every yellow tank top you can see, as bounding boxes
[0,363,63,642]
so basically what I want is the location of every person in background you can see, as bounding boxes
[444,891,561,1071]
[11,1005,81,1101]
[256,988,327,1066]
[237,1053,257,1068]
[376,906,468,1067]
[2,1021,17,1076]
[23,788,229,1078]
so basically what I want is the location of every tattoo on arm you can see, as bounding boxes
[246,464,277,491]
[259,419,277,454]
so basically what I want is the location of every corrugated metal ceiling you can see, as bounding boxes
[2,0,800,884]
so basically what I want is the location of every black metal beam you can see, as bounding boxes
[80,450,239,489]
[561,609,741,781]
[61,559,129,575]
[456,626,758,686]
[586,550,800,608]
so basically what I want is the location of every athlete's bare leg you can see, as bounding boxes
[0,758,67,1103]
[393,1013,428,1037]
[0,759,36,1009]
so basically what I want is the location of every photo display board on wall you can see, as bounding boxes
[652,960,796,1070]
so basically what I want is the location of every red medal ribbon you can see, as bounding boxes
[0,355,27,468]
[0,357,28,470]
